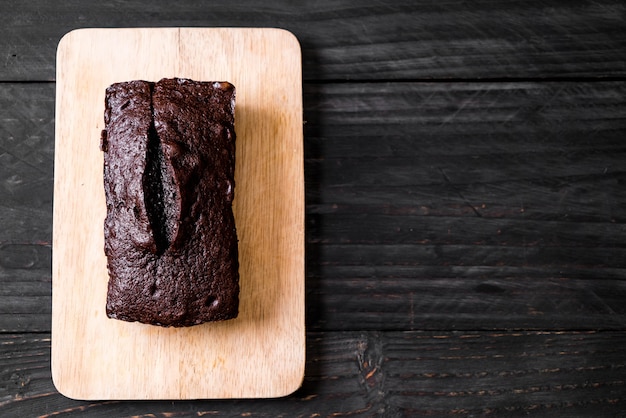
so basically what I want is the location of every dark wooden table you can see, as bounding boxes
[1,1,625,416]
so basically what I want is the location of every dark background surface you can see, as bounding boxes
[1,1,625,416]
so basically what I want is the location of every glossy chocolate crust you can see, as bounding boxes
[101,78,238,327]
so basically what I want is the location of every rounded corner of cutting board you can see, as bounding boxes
[51,365,84,401]
[56,28,94,55]
[269,27,302,51]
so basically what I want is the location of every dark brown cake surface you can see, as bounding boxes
[102,77,238,327]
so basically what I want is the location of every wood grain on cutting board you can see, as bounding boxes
[52,28,304,400]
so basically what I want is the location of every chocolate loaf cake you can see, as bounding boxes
[101,78,239,327]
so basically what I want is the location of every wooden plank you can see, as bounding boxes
[0,331,624,416]
[308,178,626,222]
[305,81,626,224]
[304,79,626,222]
[309,214,626,249]
[307,274,626,330]
[52,28,304,400]
[0,0,624,81]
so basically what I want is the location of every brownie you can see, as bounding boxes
[101,78,238,327]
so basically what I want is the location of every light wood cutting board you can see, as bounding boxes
[52,28,304,400]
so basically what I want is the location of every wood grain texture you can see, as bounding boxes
[52,28,304,400]
[0,0,624,81]
[304,81,626,331]
[0,83,53,333]
[0,83,53,245]
[1,332,624,417]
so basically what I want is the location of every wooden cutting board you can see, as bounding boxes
[52,28,304,400]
